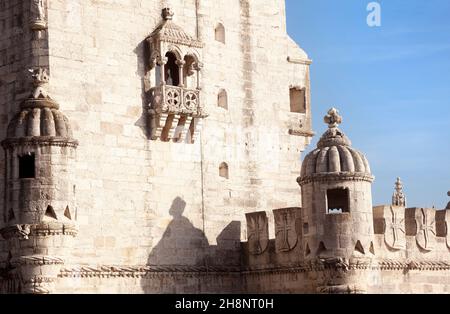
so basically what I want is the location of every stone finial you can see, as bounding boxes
[324,108,342,128]
[29,68,51,99]
[392,177,407,207]
[162,7,174,20]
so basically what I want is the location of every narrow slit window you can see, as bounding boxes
[19,154,35,179]
[289,87,306,113]
[218,89,228,109]
[327,188,350,214]
[219,162,229,179]
[215,23,225,44]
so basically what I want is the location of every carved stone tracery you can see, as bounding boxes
[146,8,206,143]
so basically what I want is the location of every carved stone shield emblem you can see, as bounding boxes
[274,208,300,252]
[415,208,436,251]
[384,206,406,250]
[246,212,269,255]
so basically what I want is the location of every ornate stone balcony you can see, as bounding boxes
[148,85,207,143]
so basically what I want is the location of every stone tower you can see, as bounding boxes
[1,0,313,293]
[0,68,78,294]
[0,0,78,294]
[298,108,375,292]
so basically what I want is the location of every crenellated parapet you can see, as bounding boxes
[243,208,303,267]
[374,205,450,254]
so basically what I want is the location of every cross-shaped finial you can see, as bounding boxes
[324,108,342,128]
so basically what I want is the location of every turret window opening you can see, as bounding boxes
[327,188,350,214]
[18,153,35,179]
[165,52,180,86]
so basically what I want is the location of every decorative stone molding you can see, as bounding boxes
[30,0,47,31]
[246,212,269,255]
[298,172,375,186]
[273,208,301,252]
[2,137,79,149]
[58,265,241,279]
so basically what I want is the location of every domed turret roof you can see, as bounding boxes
[2,69,78,148]
[149,8,203,48]
[299,108,373,185]
[7,104,74,139]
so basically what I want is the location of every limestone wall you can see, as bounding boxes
[0,0,314,293]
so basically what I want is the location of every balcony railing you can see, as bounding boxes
[149,85,206,118]
[148,85,207,143]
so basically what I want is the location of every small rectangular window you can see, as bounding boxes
[19,154,35,179]
[289,87,306,113]
[327,189,350,214]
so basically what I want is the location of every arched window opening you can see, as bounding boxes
[218,89,228,109]
[289,87,306,113]
[327,188,350,214]
[215,23,225,44]
[183,55,196,88]
[219,162,229,179]
[165,52,180,86]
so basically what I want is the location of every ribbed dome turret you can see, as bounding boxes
[299,108,373,184]
[2,69,78,148]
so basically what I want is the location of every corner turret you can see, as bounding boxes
[298,108,376,293]
[0,69,78,294]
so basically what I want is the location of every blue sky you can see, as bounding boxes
[286,0,450,208]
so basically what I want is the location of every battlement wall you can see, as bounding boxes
[240,206,450,293]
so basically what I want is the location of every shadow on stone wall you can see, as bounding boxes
[141,197,241,293]
[133,39,152,139]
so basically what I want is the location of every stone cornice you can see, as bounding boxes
[2,137,79,149]
[11,255,64,266]
[58,265,241,279]
[298,172,375,186]
[0,222,78,240]
[45,259,450,280]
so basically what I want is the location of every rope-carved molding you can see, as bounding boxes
[58,265,241,279]
[44,259,450,280]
